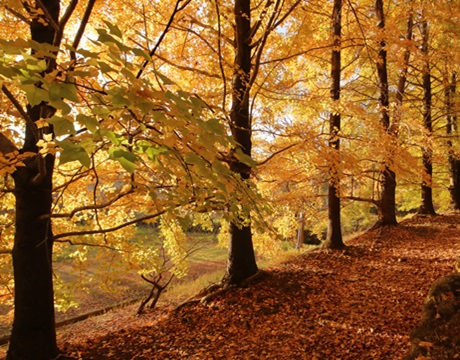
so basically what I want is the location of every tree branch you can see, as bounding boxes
[52,199,197,241]
[43,186,135,219]
[136,0,191,79]
[35,0,61,33]
[1,85,39,142]
[0,132,18,155]
[59,0,79,30]
[344,196,378,205]
[70,0,97,62]
[256,143,298,166]
[5,6,31,24]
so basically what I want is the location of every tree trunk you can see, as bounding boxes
[8,156,57,360]
[323,0,345,250]
[418,20,436,216]
[296,213,305,250]
[223,0,258,286]
[373,0,397,228]
[446,72,460,210]
[7,0,60,358]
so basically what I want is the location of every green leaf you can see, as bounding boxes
[132,48,152,60]
[76,49,100,58]
[47,116,76,137]
[58,140,91,168]
[77,114,99,133]
[48,83,79,103]
[97,61,115,74]
[103,21,123,39]
[155,72,175,86]
[109,147,138,173]
[21,84,49,106]
[145,145,168,160]
[49,99,72,115]
[234,148,257,168]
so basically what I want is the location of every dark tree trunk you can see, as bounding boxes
[223,0,258,285]
[8,156,57,360]
[418,20,436,216]
[446,72,460,210]
[449,158,460,210]
[7,0,60,358]
[323,0,345,250]
[373,0,397,228]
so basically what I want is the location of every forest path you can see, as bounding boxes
[59,214,460,358]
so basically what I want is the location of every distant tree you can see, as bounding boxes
[373,0,397,228]
[418,19,436,216]
[323,0,345,250]
[445,72,460,210]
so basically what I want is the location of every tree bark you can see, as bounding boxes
[223,0,258,286]
[446,72,460,210]
[418,20,436,216]
[7,0,60,358]
[373,0,397,228]
[323,0,345,250]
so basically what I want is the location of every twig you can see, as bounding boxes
[136,0,191,79]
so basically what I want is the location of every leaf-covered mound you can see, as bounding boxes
[61,214,460,359]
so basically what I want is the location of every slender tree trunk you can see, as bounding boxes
[323,0,345,250]
[446,72,460,210]
[7,1,59,358]
[296,213,305,250]
[373,0,397,228]
[418,20,436,216]
[223,0,258,286]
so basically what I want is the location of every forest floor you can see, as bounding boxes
[4,213,460,359]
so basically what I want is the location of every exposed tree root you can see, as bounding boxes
[175,270,267,312]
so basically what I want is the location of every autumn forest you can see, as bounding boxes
[1,0,460,358]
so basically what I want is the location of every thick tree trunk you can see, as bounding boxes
[446,72,460,210]
[373,0,397,228]
[418,20,436,216]
[8,156,57,360]
[323,0,345,250]
[223,0,258,285]
[7,0,60,358]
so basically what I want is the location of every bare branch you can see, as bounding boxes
[214,1,228,114]
[59,0,79,30]
[0,249,12,255]
[256,143,298,166]
[136,0,191,79]
[154,54,220,79]
[70,0,97,62]
[5,6,31,24]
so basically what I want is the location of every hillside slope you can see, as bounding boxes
[55,215,460,358]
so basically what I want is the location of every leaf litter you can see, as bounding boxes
[54,214,460,358]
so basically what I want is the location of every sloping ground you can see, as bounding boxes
[52,215,460,358]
